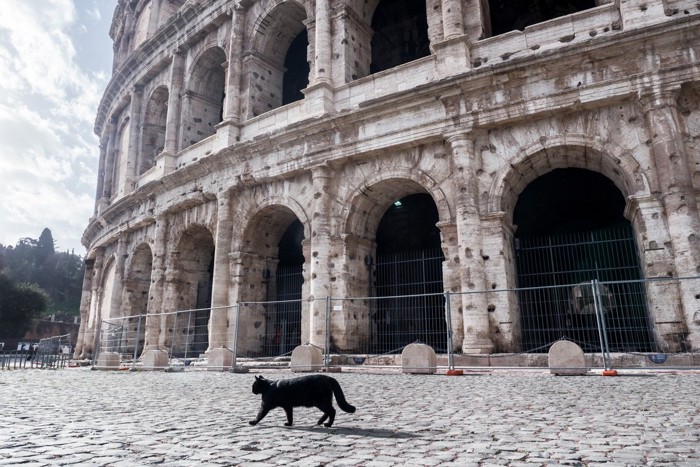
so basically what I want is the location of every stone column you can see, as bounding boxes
[308,165,333,347]
[216,7,246,148]
[314,0,332,85]
[302,1,334,116]
[209,191,233,349]
[625,195,689,352]
[82,249,104,358]
[447,133,494,354]
[442,0,464,40]
[113,236,129,319]
[126,86,143,193]
[101,119,118,202]
[94,139,108,215]
[159,50,185,172]
[73,258,95,359]
[640,89,700,350]
[143,216,168,352]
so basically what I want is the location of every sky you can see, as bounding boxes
[0,0,117,255]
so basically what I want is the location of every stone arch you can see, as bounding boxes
[139,85,168,175]
[181,46,227,149]
[342,167,452,239]
[487,140,651,225]
[237,201,308,356]
[234,196,311,253]
[132,0,153,50]
[167,223,215,356]
[123,242,153,317]
[244,0,309,117]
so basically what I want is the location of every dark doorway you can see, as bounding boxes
[488,0,596,37]
[370,0,430,74]
[282,30,309,105]
[371,193,446,352]
[513,168,654,352]
[264,220,304,356]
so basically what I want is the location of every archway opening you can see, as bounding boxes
[513,168,653,352]
[124,244,153,356]
[488,0,596,37]
[370,0,429,74]
[140,86,168,175]
[182,47,226,149]
[372,193,446,352]
[282,30,309,105]
[174,226,215,357]
[263,219,305,355]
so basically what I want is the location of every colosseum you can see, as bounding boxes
[75,0,700,365]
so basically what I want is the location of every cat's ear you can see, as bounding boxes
[255,375,261,380]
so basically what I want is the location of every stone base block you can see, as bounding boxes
[94,352,120,369]
[402,343,436,374]
[290,345,323,372]
[208,348,233,371]
[549,340,587,375]
[142,349,169,371]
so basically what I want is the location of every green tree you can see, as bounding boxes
[1,229,84,318]
[0,274,49,338]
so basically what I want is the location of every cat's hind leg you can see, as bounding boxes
[283,406,294,426]
[317,404,336,427]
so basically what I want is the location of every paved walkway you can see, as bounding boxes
[0,368,699,466]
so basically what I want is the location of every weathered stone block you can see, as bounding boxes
[142,349,169,371]
[548,340,587,375]
[208,347,233,371]
[402,343,436,374]
[94,352,120,369]
[290,345,323,372]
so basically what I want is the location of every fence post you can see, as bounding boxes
[184,310,192,361]
[444,291,454,371]
[231,303,241,371]
[324,297,331,368]
[592,279,612,371]
[132,314,143,370]
[92,317,103,369]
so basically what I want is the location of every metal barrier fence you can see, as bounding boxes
[1,334,72,370]
[93,276,699,371]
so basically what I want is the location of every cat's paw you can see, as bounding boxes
[323,422,333,428]
[248,420,257,426]
[284,422,293,427]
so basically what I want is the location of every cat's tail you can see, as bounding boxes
[331,379,356,413]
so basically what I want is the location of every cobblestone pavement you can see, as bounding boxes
[1,368,699,466]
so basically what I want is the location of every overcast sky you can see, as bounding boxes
[0,0,117,255]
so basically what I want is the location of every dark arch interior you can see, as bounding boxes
[376,193,441,254]
[513,168,653,353]
[514,168,626,237]
[373,193,445,352]
[266,219,304,356]
[370,0,429,74]
[282,30,309,105]
[488,0,596,36]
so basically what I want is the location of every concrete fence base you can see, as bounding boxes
[401,343,436,374]
[290,345,323,372]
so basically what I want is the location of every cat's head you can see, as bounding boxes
[252,375,269,394]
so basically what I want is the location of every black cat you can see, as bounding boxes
[249,374,356,427]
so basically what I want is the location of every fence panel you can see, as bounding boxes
[234,299,303,363]
[1,334,72,370]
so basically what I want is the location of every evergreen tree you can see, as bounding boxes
[0,274,49,338]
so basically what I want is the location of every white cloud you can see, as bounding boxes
[0,0,111,254]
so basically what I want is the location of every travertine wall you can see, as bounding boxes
[74,0,700,360]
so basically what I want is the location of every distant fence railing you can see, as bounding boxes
[93,276,700,371]
[1,334,72,370]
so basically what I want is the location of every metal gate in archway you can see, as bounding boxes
[515,225,655,352]
[370,248,446,353]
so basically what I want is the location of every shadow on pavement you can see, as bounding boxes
[286,425,421,438]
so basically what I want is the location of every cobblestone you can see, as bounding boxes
[0,369,698,465]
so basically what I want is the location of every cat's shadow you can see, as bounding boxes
[285,425,420,439]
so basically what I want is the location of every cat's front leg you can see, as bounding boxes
[249,405,270,426]
[283,406,293,426]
